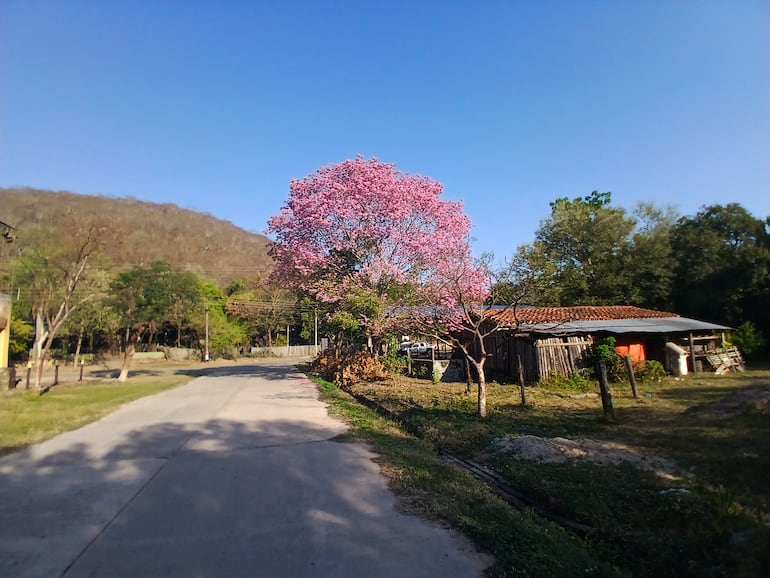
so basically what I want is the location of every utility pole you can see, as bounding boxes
[0,220,16,385]
[204,305,209,362]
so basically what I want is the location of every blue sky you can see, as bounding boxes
[2,1,768,261]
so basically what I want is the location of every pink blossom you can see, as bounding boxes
[266,156,489,334]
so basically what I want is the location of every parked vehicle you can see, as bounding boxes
[408,342,434,357]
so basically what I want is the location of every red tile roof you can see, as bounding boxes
[485,305,678,327]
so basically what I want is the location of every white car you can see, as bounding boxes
[408,342,434,356]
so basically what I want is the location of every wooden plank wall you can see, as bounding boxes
[484,333,594,383]
[534,337,593,380]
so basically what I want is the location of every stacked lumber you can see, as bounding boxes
[704,347,745,375]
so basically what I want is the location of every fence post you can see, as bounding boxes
[54,363,59,386]
[26,365,31,389]
[79,360,84,382]
[8,367,16,390]
[624,355,638,399]
[407,350,412,376]
[517,354,527,405]
[597,359,615,420]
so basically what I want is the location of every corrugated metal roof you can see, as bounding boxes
[520,317,729,336]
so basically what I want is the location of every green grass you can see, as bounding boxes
[0,374,191,456]
[308,370,622,577]
[337,370,770,578]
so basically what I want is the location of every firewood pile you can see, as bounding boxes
[312,349,388,387]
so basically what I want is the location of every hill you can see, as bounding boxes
[0,188,272,287]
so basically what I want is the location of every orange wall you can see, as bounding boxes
[615,343,646,362]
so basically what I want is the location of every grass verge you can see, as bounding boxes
[343,370,770,578]
[306,368,623,577]
[0,374,192,456]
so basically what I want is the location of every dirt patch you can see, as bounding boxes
[687,383,770,420]
[494,434,682,479]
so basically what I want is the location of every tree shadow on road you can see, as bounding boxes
[0,410,484,578]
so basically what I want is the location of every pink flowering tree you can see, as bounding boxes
[267,156,528,417]
[266,156,477,351]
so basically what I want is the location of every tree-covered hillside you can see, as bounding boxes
[0,188,271,286]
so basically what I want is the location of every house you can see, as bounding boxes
[480,305,732,383]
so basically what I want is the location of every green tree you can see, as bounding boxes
[108,261,201,381]
[195,280,247,358]
[225,274,295,348]
[513,193,679,310]
[60,267,116,365]
[625,202,677,310]
[517,191,636,305]
[163,268,201,348]
[671,204,770,338]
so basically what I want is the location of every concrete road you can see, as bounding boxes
[0,361,490,578]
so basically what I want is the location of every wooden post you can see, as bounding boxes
[517,354,527,405]
[54,363,59,386]
[407,350,412,377]
[624,355,638,399]
[79,361,84,382]
[26,366,31,389]
[8,366,16,390]
[597,359,615,420]
[688,333,697,373]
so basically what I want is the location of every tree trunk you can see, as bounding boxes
[73,330,84,368]
[476,359,487,418]
[32,311,50,392]
[464,356,473,394]
[118,341,135,382]
[31,311,48,389]
[468,357,487,418]
[34,354,47,393]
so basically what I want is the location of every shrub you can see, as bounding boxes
[584,336,627,382]
[636,359,666,382]
[539,370,596,392]
[729,321,767,361]
[8,316,33,361]
[380,337,407,374]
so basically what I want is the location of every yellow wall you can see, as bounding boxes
[0,294,11,368]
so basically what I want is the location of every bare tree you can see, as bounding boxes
[416,253,528,418]
[13,227,99,392]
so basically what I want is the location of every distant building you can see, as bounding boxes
[480,305,731,383]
